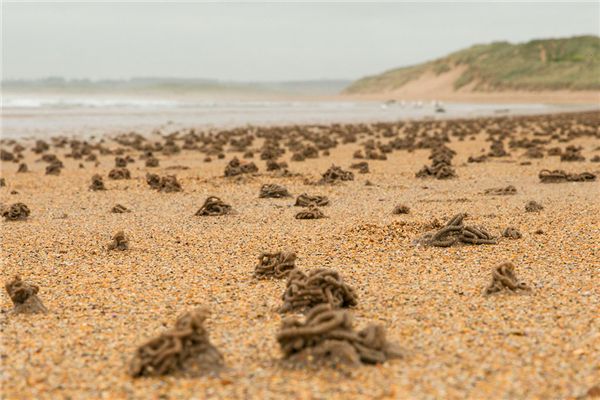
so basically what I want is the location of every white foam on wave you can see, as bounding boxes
[2,97,185,109]
[1,96,372,110]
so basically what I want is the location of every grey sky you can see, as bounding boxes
[2,2,599,81]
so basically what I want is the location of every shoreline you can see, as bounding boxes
[5,86,600,103]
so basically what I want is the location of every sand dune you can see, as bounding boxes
[343,67,600,104]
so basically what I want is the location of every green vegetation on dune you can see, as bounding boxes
[345,36,600,93]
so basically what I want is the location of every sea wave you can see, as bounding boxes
[1,96,369,110]
[3,97,190,109]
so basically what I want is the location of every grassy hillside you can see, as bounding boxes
[345,36,600,93]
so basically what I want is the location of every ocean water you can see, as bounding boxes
[1,94,593,139]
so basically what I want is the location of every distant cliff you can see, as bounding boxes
[2,78,352,97]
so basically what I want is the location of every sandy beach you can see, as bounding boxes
[344,88,600,105]
[1,110,599,399]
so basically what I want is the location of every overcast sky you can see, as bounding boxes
[2,2,599,81]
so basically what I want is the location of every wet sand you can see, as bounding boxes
[3,92,597,139]
[1,111,599,399]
